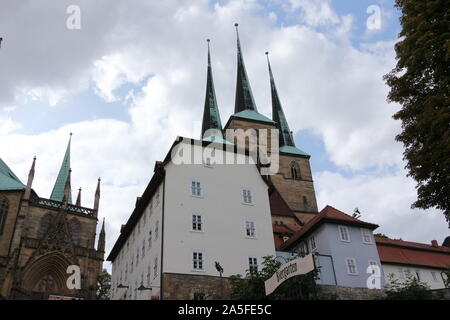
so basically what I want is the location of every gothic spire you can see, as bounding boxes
[234,23,257,113]
[93,178,101,217]
[201,39,223,140]
[97,218,106,252]
[76,187,82,206]
[50,133,72,203]
[266,52,295,147]
[24,156,36,200]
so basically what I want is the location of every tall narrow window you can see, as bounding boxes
[249,257,258,273]
[309,236,316,251]
[191,181,202,197]
[338,226,350,242]
[148,231,152,249]
[361,229,373,244]
[142,241,145,259]
[245,221,256,237]
[345,258,358,275]
[39,214,53,239]
[155,221,159,240]
[0,197,9,234]
[242,189,253,204]
[193,252,204,270]
[147,265,151,286]
[153,257,158,279]
[192,214,202,231]
[290,161,301,180]
[68,218,80,245]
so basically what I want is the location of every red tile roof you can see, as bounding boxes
[280,205,379,250]
[376,237,450,269]
[272,223,302,234]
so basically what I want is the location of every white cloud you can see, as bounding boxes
[315,169,449,244]
[0,0,446,262]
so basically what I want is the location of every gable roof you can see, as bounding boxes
[0,158,25,191]
[376,236,450,269]
[280,205,379,250]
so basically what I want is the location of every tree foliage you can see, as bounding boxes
[96,268,111,300]
[384,0,450,226]
[384,272,433,300]
[229,255,332,300]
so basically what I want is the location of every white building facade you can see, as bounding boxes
[108,138,276,299]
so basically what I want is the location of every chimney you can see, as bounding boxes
[431,240,439,247]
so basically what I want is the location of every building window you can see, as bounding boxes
[338,226,350,242]
[0,197,9,234]
[242,189,253,204]
[290,161,301,180]
[148,231,152,249]
[245,221,256,238]
[155,221,159,240]
[302,196,308,206]
[147,265,151,286]
[191,181,202,197]
[346,258,358,275]
[415,270,421,280]
[309,236,316,251]
[249,257,258,273]
[431,272,438,282]
[368,260,378,274]
[398,267,405,278]
[68,219,80,246]
[193,252,204,270]
[361,229,373,244]
[39,214,53,239]
[192,214,202,231]
[153,257,158,279]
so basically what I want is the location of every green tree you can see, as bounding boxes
[229,255,329,300]
[384,0,450,226]
[96,269,111,300]
[383,272,433,300]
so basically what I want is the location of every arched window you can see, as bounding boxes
[290,161,301,180]
[68,219,81,246]
[39,214,53,239]
[0,197,9,235]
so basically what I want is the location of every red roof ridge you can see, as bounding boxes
[375,236,450,253]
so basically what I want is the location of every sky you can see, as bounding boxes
[0,0,448,267]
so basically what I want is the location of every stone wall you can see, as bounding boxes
[162,273,231,300]
[318,285,384,300]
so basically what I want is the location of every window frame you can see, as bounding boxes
[192,251,205,271]
[248,257,258,273]
[360,228,373,244]
[245,220,256,238]
[338,225,351,242]
[345,257,359,275]
[191,180,203,198]
[241,188,253,205]
[191,214,203,232]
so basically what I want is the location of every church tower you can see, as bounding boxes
[223,25,318,224]
[265,52,318,223]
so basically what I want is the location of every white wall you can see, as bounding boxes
[163,142,275,278]
[382,263,448,290]
[111,183,163,300]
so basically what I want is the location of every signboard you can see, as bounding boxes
[264,254,315,296]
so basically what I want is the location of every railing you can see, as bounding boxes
[29,197,95,217]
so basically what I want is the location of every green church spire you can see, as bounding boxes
[266,52,295,147]
[50,134,72,204]
[201,39,223,140]
[234,23,258,113]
